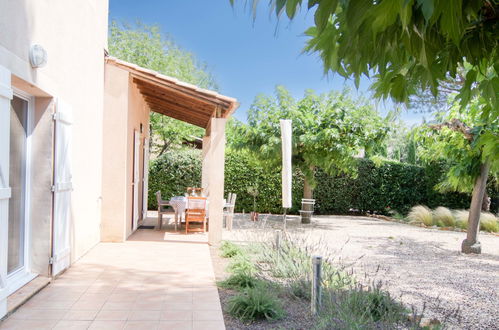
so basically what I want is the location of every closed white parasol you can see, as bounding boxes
[280,119,292,209]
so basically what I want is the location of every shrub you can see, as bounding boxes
[227,255,257,276]
[407,205,433,226]
[219,273,260,290]
[433,207,455,227]
[480,212,499,233]
[148,148,201,209]
[228,286,284,322]
[320,283,407,328]
[220,241,243,258]
[454,210,469,229]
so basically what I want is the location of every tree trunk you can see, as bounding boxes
[303,177,313,199]
[482,190,490,212]
[462,162,491,254]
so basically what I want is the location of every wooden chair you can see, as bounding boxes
[156,191,172,230]
[224,193,237,231]
[185,196,207,233]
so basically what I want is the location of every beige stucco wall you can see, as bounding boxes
[101,64,129,242]
[0,0,109,261]
[102,65,150,241]
[125,75,150,239]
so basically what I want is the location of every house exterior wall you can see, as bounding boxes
[102,65,149,241]
[101,63,129,242]
[0,0,109,294]
[125,76,149,239]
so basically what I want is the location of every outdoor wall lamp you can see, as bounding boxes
[29,44,48,68]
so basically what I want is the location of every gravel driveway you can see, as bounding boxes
[223,214,499,329]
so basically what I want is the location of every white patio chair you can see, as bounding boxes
[223,193,237,231]
[156,191,172,230]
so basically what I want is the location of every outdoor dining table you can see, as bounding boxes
[169,196,187,227]
[169,195,210,231]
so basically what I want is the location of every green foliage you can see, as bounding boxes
[149,149,472,214]
[243,1,498,119]
[224,149,304,214]
[416,99,499,194]
[227,255,257,276]
[148,149,201,209]
[432,206,455,227]
[314,159,470,215]
[239,86,389,195]
[228,286,285,322]
[407,205,433,226]
[108,21,217,154]
[480,212,499,233]
[219,273,260,290]
[320,284,407,328]
[220,241,243,258]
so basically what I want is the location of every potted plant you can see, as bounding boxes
[247,185,259,221]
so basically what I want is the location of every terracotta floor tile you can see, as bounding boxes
[128,310,161,321]
[95,310,130,321]
[88,320,126,330]
[158,320,193,330]
[53,320,93,329]
[0,319,59,329]
[193,310,224,321]
[192,320,225,330]
[160,310,192,321]
[63,309,98,320]
[102,301,135,311]
[124,320,159,330]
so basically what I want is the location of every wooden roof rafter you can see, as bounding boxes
[105,56,239,129]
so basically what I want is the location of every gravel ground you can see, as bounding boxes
[222,214,499,329]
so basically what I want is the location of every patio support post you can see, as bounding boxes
[207,118,226,246]
[201,135,211,196]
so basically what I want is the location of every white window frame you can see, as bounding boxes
[6,88,36,295]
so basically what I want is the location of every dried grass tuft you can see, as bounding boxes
[433,207,455,227]
[407,205,433,226]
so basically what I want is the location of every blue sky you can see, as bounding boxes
[109,0,425,125]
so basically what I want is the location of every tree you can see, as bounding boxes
[108,21,218,155]
[235,0,498,253]
[240,86,388,215]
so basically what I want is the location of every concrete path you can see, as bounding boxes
[0,229,224,330]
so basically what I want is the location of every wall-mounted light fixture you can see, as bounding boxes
[29,44,48,68]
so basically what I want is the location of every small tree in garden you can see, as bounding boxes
[108,21,217,155]
[240,86,388,201]
[233,0,499,253]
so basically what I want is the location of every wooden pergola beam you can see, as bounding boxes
[149,106,207,128]
[140,90,215,118]
[145,97,210,124]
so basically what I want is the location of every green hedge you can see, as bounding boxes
[148,148,201,209]
[314,159,470,215]
[148,149,479,215]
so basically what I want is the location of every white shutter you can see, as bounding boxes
[132,130,140,231]
[51,99,73,276]
[0,66,13,318]
[142,138,149,220]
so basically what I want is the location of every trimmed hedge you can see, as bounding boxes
[148,149,483,215]
[148,148,201,209]
[314,160,470,215]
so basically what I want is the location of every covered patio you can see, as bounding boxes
[0,227,224,330]
[101,56,238,245]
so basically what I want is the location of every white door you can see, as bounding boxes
[0,65,13,318]
[51,99,73,277]
[142,138,149,221]
[132,130,140,231]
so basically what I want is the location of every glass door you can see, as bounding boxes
[8,95,29,276]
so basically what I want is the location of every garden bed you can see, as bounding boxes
[211,237,438,329]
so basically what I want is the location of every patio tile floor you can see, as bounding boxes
[0,229,225,330]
